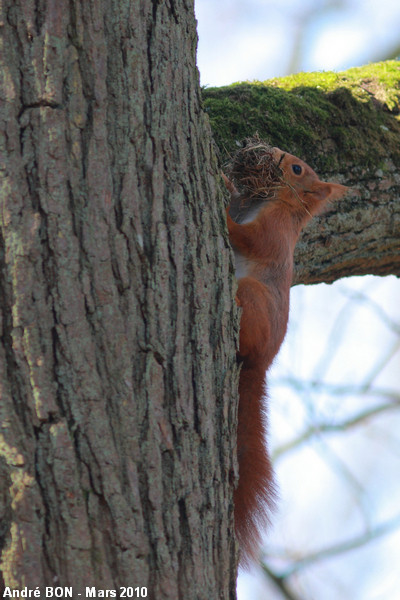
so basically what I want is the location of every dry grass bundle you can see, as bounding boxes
[225,135,283,201]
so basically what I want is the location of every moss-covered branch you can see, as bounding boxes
[203,61,400,284]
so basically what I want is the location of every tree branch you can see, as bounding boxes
[203,61,400,283]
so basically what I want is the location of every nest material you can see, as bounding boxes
[225,136,283,200]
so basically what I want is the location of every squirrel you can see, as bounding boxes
[223,138,349,566]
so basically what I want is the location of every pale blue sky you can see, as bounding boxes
[195,0,400,85]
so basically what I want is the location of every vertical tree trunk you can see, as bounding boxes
[0,0,238,597]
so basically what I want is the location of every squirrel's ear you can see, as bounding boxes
[222,172,241,201]
[327,183,350,200]
[313,182,349,202]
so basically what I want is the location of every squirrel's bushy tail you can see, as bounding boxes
[234,364,277,567]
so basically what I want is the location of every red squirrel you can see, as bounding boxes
[224,139,349,566]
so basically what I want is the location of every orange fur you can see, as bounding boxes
[225,146,349,566]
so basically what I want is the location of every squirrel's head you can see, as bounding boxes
[224,138,349,224]
[271,147,349,217]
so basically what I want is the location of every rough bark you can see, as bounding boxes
[0,0,238,598]
[203,62,400,283]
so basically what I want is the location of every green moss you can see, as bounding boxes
[202,61,400,172]
[267,61,400,108]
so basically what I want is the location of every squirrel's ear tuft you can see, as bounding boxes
[313,182,349,202]
[327,183,350,200]
[222,172,241,202]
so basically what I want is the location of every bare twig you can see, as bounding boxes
[260,562,305,600]
[272,397,400,461]
[339,286,400,336]
[267,513,400,579]
[271,376,400,401]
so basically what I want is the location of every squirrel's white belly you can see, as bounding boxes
[234,249,253,279]
[232,207,263,279]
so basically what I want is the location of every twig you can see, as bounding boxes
[272,397,400,460]
[260,563,305,600]
[269,514,400,579]
[271,375,400,401]
[339,286,400,336]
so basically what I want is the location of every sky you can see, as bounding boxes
[194,2,400,599]
[195,0,400,86]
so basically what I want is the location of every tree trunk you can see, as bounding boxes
[0,0,238,597]
[203,61,400,283]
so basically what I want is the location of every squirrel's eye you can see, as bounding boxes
[292,164,302,175]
